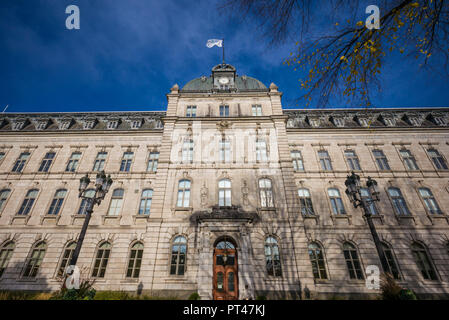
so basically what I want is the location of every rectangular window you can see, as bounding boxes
[256,140,268,162]
[291,151,304,171]
[373,150,391,170]
[186,106,197,117]
[252,105,262,116]
[220,105,229,117]
[427,148,448,170]
[147,152,159,172]
[399,149,419,170]
[12,152,30,173]
[344,150,361,170]
[120,152,133,172]
[66,152,81,172]
[38,152,55,172]
[93,152,107,171]
[318,150,333,171]
[182,140,194,163]
[0,152,5,162]
[219,140,231,162]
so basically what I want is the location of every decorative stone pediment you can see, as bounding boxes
[190,205,259,224]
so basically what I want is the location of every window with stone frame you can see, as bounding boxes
[182,139,194,163]
[427,148,448,170]
[308,242,328,280]
[388,187,411,215]
[38,152,56,172]
[318,150,333,171]
[57,242,76,277]
[126,242,144,278]
[47,189,67,215]
[147,152,159,172]
[0,189,11,213]
[291,150,304,171]
[252,104,262,116]
[344,150,361,170]
[22,242,46,278]
[328,188,346,214]
[120,152,133,172]
[0,241,14,278]
[298,188,315,215]
[177,180,191,207]
[186,106,197,117]
[342,242,364,280]
[381,242,401,280]
[170,236,187,276]
[259,178,274,208]
[418,188,442,214]
[360,188,378,215]
[91,242,112,278]
[108,189,124,215]
[92,152,107,172]
[65,152,81,172]
[12,152,30,173]
[219,139,231,163]
[17,189,38,216]
[399,149,419,170]
[138,189,153,215]
[411,242,438,281]
[256,139,268,162]
[78,189,95,215]
[219,105,229,117]
[372,149,391,170]
[265,237,282,277]
[218,179,232,207]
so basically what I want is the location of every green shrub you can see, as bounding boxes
[188,292,200,300]
[380,273,403,300]
[399,289,417,300]
[93,291,131,300]
[256,295,267,300]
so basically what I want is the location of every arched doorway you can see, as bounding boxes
[213,237,238,300]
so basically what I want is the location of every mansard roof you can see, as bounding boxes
[0,108,447,133]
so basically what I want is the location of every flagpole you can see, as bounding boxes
[222,39,225,65]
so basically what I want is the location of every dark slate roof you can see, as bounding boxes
[181,75,267,92]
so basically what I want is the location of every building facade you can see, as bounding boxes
[0,64,449,299]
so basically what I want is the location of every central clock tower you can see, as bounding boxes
[212,63,236,91]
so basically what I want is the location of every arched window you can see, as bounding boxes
[17,189,39,215]
[92,242,112,278]
[57,242,76,277]
[265,237,282,277]
[0,189,11,212]
[381,242,401,280]
[218,179,232,207]
[78,189,95,215]
[259,178,274,208]
[418,188,442,214]
[411,242,438,280]
[139,189,153,215]
[328,188,346,214]
[126,242,144,278]
[170,236,187,275]
[388,187,410,215]
[298,188,314,215]
[308,242,327,279]
[177,180,191,207]
[108,189,124,215]
[343,242,364,280]
[23,242,46,278]
[47,189,67,215]
[0,241,15,277]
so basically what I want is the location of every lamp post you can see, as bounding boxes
[344,171,391,275]
[70,171,113,268]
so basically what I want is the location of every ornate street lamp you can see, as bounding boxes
[344,171,391,275]
[69,171,113,271]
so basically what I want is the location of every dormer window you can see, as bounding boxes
[12,121,25,131]
[309,118,320,127]
[408,117,422,126]
[358,118,371,127]
[35,120,48,130]
[59,120,72,130]
[83,120,96,130]
[131,120,142,129]
[333,118,345,127]
[383,118,396,127]
[433,116,447,126]
[107,120,119,129]
[155,120,163,129]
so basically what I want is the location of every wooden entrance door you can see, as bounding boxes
[213,241,238,300]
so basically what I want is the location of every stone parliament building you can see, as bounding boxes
[0,63,449,299]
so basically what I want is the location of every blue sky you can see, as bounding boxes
[0,0,448,113]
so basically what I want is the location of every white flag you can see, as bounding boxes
[206,39,223,48]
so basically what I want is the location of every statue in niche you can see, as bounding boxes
[200,182,208,207]
[241,180,249,206]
